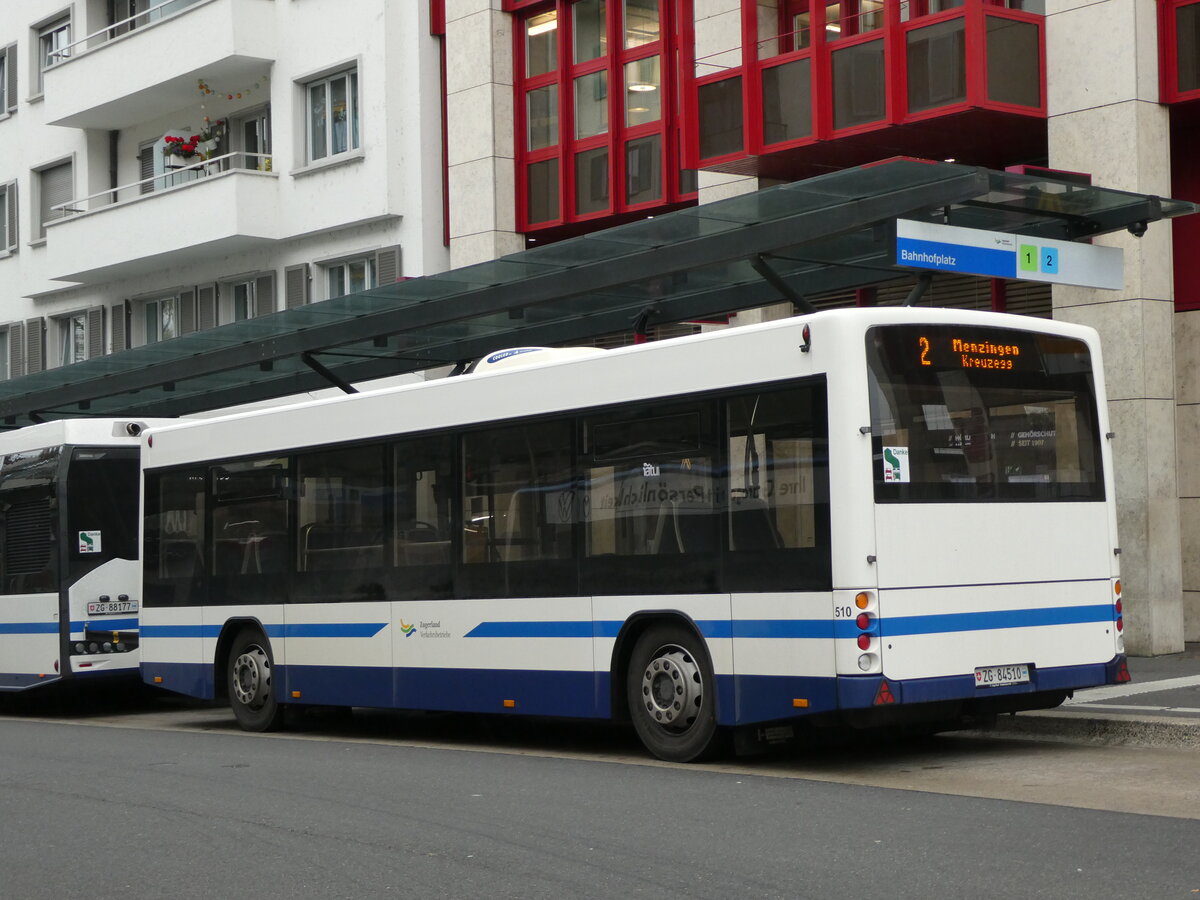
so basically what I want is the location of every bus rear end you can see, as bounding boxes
[842,320,1125,724]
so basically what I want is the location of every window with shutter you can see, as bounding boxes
[255,272,275,316]
[1,181,15,254]
[110,302,127,353]
[285,264,310,309]
[2,44,16,114]
[197,284,217,330]
[139,145,156,194]
[178,288,197,335]
[375,246,402,285]
[8,322,24,377]
[37,161,72,239]
[24,317,44,374]
[86,306,104,358]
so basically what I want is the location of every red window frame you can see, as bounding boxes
[1161,0,1200,104]
[682,0,1044,170]
[511,0,696,233]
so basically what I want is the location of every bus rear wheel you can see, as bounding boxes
[627,623,721,762]
[228,629,283,732]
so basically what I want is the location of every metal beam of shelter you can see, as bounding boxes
[1,158,1194,428]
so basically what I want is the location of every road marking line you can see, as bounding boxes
[1066,675,1200,704]
[1066,702,1200,715]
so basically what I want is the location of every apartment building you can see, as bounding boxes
[0,0,446,371]
[1,0,1198,653]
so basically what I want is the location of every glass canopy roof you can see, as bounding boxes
[1,158,1193,428]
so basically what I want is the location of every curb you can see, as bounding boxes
[967,709,1200,751]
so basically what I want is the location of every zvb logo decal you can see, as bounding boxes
[400,620,416,638]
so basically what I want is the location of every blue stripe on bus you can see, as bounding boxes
[881,605,1114,636]
[0,623,59,634]
[70,618,139,632]
[139,623,388,639]
[266,623,389,639]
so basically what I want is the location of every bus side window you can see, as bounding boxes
[144,468,207,606]
[726,386,824,552]
[295,444,386,573]
[211,458,290,576]
[462,420,573,565]
[393,435,453,569]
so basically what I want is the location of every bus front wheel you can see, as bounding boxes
[626,623,721,762]
[228,629,283,732]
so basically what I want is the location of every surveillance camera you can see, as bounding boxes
[125,422,142,437]
[1127,220,1148,238]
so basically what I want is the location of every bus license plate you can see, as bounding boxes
[974,664,1029,687]
[87,600,138,615]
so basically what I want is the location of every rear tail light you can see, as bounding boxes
[856,633,871,650]
[874,680,896,705]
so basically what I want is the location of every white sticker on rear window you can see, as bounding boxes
[882,447,909,483]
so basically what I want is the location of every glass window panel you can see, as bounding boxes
[791,12,812,50]
[527,158,560,224]
[823,1,841,41]
[574,0,607,63]
[575,146,610,215]
[625,135,662,205]
[0,332,8,380]
[309,82,328,161]
[929,0,964,11]
[526,10,559,77]
[527,85,559,150]
[143,468,206,597]
[160,299,177,341]
[624,56,661,126]
[462,421,573,564]
[986,16,1040,107]
[831,40,885,129]
[327,266,346,299]
[623,0,660,48]
[698,76,743,159]
[574,70,609,138]
[394,435,453,572]
[762,58,812,144]
[330,74,349,155]
[144,303,157,343]
[906,19,966,113]
[1181,5,1200,94]
[296,445,386,573]
[350,72,360,151]
[212,458,289,576]
[858,0,884,33]
[233,282,252,320]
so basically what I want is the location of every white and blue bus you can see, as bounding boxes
[0,419,164,691]
[138,308,1127,761]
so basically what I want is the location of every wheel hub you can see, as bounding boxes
[232,646,271,709]
[640,647,701,728]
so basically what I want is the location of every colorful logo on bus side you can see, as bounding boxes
[400,620,416,638]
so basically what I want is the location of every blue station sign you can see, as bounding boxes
[896,219,1124,290]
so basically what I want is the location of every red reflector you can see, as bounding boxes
[1115,599,1122,615]
[874,680,896,705]
[857,634,871,650]
[1116,617,1123,632]
[1115,659,1131,683]
[855,613,870,630]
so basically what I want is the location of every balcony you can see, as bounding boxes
[43,0,275,130]
[44,153,280,283]
[683,0,1045,179]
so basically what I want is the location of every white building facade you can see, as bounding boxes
[0,0,447,372]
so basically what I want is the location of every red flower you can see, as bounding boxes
[189,135,201,142]
[181,143,196,154]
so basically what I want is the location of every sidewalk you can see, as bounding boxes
[980,643,1200,749]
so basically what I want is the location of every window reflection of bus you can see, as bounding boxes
[0,420,164,691]
[138,309,1126,761]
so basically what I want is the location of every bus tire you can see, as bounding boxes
[627,623,721,762]
[227,629,283,732]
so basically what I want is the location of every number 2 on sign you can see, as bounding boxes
[918,335,931,366]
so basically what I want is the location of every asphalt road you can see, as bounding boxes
[1,686,1198,899]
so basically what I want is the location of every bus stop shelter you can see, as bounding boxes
[0,157,1193,428]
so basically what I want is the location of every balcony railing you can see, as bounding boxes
[41,0,275,130]
[47,0,209,65]
[50,152,274,217]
